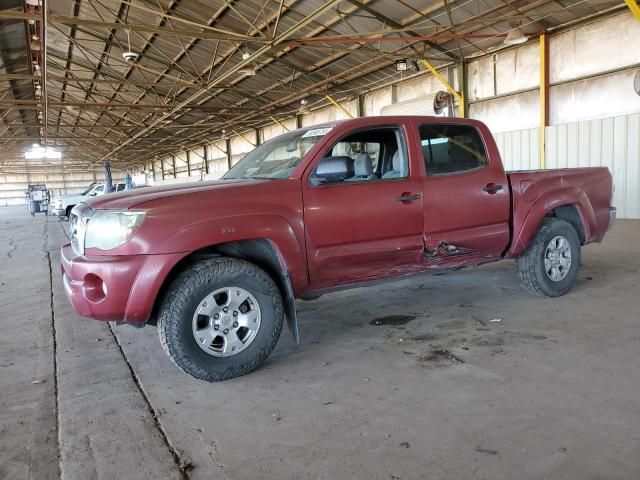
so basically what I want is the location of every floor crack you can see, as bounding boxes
[7,237,16,258]
[43,219,62,479]
[107,324,191,479]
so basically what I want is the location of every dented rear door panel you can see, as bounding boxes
[416,119,511,260]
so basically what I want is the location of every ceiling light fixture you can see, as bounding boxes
[503,26,528,45]
[298,99,310,115]
[395,59,408,72]
[238,51,256,76]
[122,29,140,63]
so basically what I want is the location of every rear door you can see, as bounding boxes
[302,124,425,287]
[417,122,510,258]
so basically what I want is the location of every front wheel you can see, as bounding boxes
[516,218,581,297]
[158,257,284,381]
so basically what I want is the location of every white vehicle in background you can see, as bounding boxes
[50,182,126,218]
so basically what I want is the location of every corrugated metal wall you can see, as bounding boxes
[493,128,540,171]
[547,113,640,219]
[494,113,640,219]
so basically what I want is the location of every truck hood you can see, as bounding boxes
[87,179,266,210]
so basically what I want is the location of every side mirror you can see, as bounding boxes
[310,156,353,185]
[88,192,97,197]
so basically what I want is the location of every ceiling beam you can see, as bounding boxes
[343,0,458,60]
[0,10,40,21]
[47,14,268,43]
[99,0,344,162]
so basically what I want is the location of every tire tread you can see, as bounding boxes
[515,218,580,297]
[157,257,283,382]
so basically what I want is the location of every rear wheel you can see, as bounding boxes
[158,257,284,381]
[516,218,581,297]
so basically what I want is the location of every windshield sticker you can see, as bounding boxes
[302,127,333,138]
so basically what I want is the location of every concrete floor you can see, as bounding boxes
[1,205,639,480]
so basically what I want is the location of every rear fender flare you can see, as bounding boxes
[508,187,595,257]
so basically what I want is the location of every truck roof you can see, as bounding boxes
[297,115,486,132]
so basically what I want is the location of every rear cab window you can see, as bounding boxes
[419,124,487,176]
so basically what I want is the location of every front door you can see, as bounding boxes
[302,125,424,288]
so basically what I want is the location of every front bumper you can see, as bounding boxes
[61,243,186,323]
[50,207,65,217]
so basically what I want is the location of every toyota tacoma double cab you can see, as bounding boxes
[62,116,615,381]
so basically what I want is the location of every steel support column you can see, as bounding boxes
[458,62,468,118]
[539,32,549,169]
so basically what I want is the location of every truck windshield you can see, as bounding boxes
[223,127,332,180]
[80,183,97,195]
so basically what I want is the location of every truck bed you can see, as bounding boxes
[507,167,613,256]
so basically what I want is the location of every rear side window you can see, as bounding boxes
[419,124,487,175]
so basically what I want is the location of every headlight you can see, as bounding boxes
[84,210,146,251]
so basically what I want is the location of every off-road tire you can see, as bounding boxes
[158,257,284,382]
[516,218,581,297]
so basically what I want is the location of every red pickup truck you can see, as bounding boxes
[62,116,615,381]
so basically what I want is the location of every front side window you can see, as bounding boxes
[310,127,407,185]
[419,124,487,175]
[93,185,105,194]
[224,127,333,180]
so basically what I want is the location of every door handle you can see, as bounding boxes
[482,183,503,194]
[397,193,421,202]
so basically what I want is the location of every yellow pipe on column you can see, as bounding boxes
[419,59,464,118]
[624,0,640,21]
[232,129,256,147]
[325,95,354,118]
[269,115,289,131]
